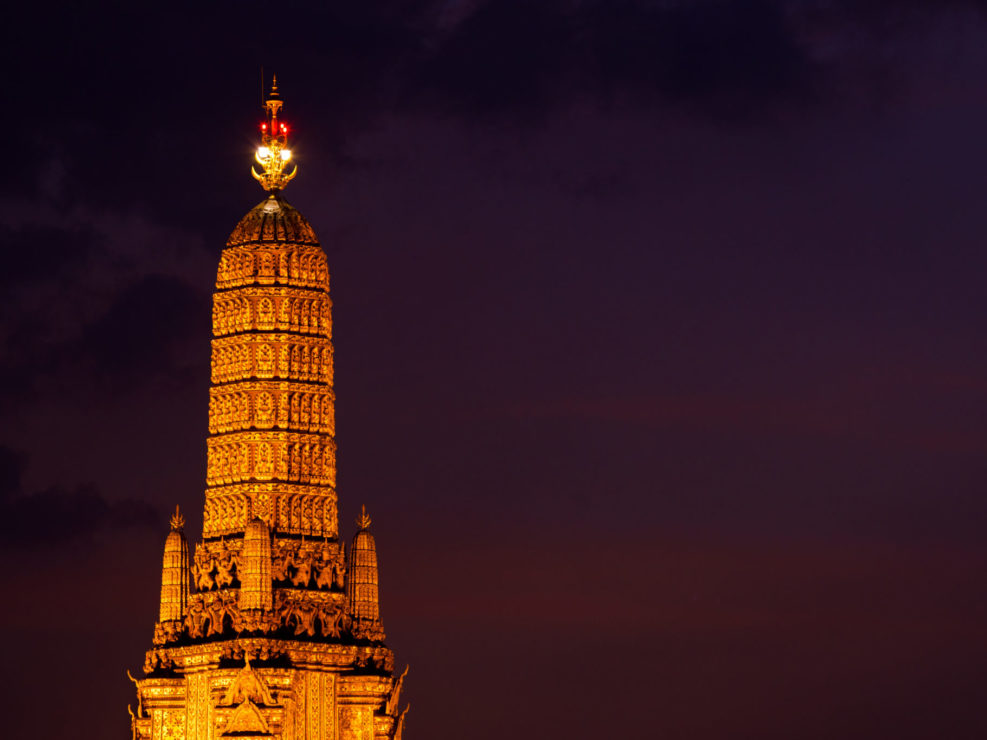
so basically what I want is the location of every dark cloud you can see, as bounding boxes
[585,0,817,112]
[0,222,98,290]
[0,271,209,409]
[78,273,210,387]
[0,0,981,250]
[416,0,818,119]
[0,446,27,499]
[414,0,579,117]
[0,445,160,547]
[7,0,980,206]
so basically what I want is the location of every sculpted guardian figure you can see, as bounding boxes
[193,546,215,591]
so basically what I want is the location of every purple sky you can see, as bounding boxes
[2,1,987,738]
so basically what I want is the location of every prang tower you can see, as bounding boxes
[127,81,409,740]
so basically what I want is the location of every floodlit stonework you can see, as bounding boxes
[127,80,408,740]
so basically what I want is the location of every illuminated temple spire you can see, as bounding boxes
[240,518,273,611]
[158,506,189,623]
[347,505,385,639]
[206,77,335,540]
[128,78,407,740]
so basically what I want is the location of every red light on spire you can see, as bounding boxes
[252,74,298,191]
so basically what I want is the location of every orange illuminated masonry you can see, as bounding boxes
[126,80,409,740]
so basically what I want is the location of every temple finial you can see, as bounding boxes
[159,508,190,625]
[169,505,185,531]
[346,505,384,639]
[251,75,297,192]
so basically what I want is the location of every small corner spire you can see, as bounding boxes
[169,505,185,531]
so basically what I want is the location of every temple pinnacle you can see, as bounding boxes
[127,82,402,738]
[169,505,185,531]
[251,75,297,192]
[356,504,372,530]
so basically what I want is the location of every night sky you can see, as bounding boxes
[3,1,987,737]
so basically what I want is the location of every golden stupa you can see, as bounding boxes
[127,79,409,740]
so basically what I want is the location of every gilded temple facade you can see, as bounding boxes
[127,82,409,740]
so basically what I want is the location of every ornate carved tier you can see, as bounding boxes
[206,194,337,541]
[204,484,338,539]
[212,288,332,338]
[209,382,336,435]
[210,335,334,385]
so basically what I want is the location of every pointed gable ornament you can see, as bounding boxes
[221,653,276,708]
[222,697,272,737]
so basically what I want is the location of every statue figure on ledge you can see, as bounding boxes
[317,601,348,638]
[186,598,207,638]
[193,546,215,592]
[291,548,313,587]
[333,542,346,588]
[272,540,296,582]
[314,542,338,589]
[214,544,238,588]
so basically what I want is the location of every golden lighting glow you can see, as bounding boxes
[125,79,406,740]
[250,76,298,191]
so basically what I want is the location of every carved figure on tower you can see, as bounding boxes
[125,78,408,740]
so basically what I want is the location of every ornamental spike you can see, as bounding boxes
[169,504,185,531]
[252,75,296,191]
[356,504,372,530]
[158,512,189,623]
